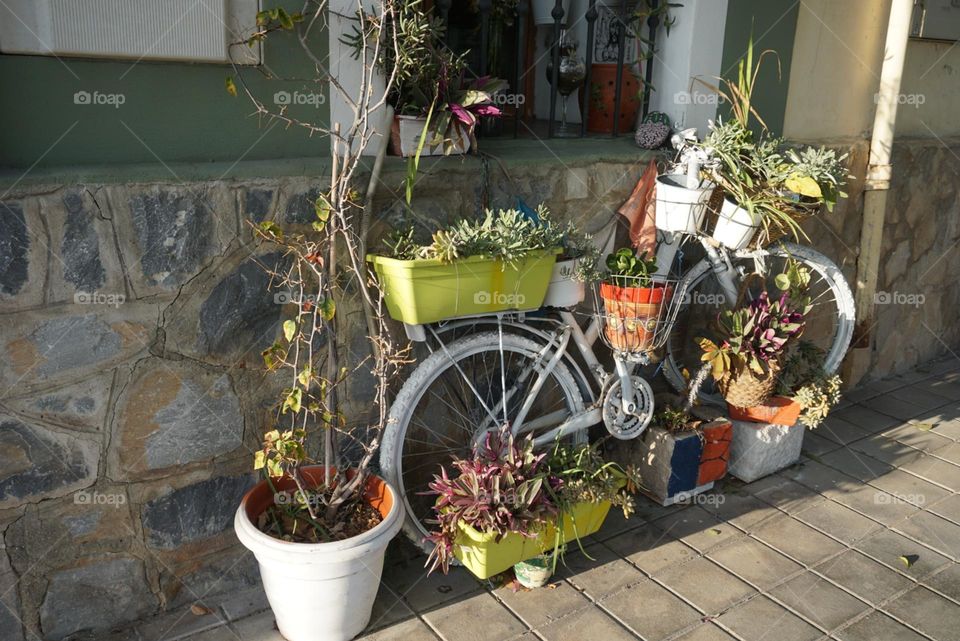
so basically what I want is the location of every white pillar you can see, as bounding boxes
[648,0,728,137]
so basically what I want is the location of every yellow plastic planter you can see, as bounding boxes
[453,500,612,580]
[367,250,560,325]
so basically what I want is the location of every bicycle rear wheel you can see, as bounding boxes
[380,331,586,552]
[663,242,855,404]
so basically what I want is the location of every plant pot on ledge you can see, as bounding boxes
[235,466,403,641]
[727,396,805,483]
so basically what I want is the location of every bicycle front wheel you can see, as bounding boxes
[663,242,855,404]
[380,331,586,552]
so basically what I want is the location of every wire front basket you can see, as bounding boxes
[592,275,691,361]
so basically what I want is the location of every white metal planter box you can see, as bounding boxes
[728,420,805,483]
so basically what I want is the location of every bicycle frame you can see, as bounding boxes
[422,234,746,449]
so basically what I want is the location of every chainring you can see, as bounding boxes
[601,375,655,440]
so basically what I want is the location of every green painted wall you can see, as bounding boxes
[0,0,329,170]
[720,0,800,137]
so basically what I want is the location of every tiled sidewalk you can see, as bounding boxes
[124,358,960,641]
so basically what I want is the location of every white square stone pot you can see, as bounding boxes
[728,420,805,483]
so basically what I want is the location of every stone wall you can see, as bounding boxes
[0,138,956,639]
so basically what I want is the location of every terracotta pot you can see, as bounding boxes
[728,395,802,426]
[600,282,672,351]
[584,63,641,134]
[235,467,403,641]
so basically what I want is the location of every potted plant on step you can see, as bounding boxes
[542,227,602,308]
[228,6,410,640]
[425,429,637,581]
[369,205,563,325]
[626,400,732,505]
[599,248,671,351]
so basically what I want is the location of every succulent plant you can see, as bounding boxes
[794,375,842,428]
[383,205,563,266]
[604,248,658,288]
[424,429,559,574]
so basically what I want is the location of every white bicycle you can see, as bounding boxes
[380,227,855,552]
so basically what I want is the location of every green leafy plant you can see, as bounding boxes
[784,146,850,213]
[604,248,658,288]
[384,205,563,265]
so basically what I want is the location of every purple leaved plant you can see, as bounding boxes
[423,427,560,575]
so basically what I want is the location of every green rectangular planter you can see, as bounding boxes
[367,250,560,325]
[453,500,612,580]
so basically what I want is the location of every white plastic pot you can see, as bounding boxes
[654,175,712,234]
[235,467,404,641]
[532,0,571,25]
[711,197,759,249]
[542,258,585,307]
[514,556,553,588]
[392,115,471,157]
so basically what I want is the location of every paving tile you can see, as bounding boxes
[368,582,417,631]
[855,528,952,577]
[216,586,270,622]
[651,506,743,552]
[716,595,823,641]
[844,436,925,468]
[604,525,698,576]
[537,606,635,641]
[793,500,882,544]
[930,441,960,465]
[816,418,872,446]
[382,561,482,612]
[934,419,960,441]
[867,395,931,422]
[923,563,960,601]
[421,592,525,641]
[600,578,702,640]
[697,490,782,532]
[179,626,238,641]
[781,460,849,494]
[884,586,960,641]
[802,431,843,457]
[814,550,914,605]
[495,580,590,629]
[136,606,229,641]
[829,405,901,433]
[675,624,738,641]
[753,515,846,566]
[657,557,755,614]
[867,470,951,508]
[356,617,439,641]
[842,380,907,405]
[832,611,927,641]
[817,445,896,482]
[881,422,955,452]
[230,611,284,641]
[749,477,827,514]
[769,572,869,631]
[592,506,644,541]
[889,385,958,413]
[900,452,960,488]
[822,484,920,526]
[927,494,960,523]
[927,380,960,402]
[708,537,803,589]
[894,511,960,559]
[554,543,645,600]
